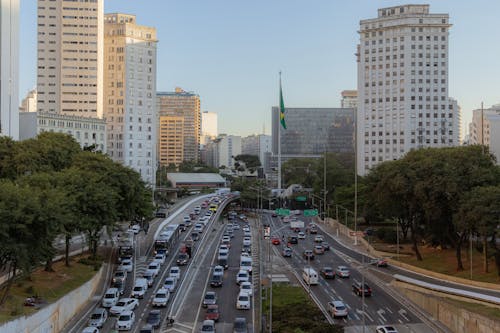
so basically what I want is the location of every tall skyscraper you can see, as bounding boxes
[37,0,103,118]
[201,111,218,146]
[157,88,201,164]
[0,0,19,139]
[158,116,184,166]
[104,13,157,185]
[357,4,460,175]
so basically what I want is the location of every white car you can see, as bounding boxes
[240,281,253,296]
[233,224,240,230]
[146,262,160,277]
[118,259,133,273]
[201,319,216,332]
[163,277,177,292]
[109,298,138,316]
[240,252,251,258]
[243,237,251,247]
[242,226,250,232]
[236,270,249,285]
[328,300,348,318]
[152,288,170,307]
[298,232,306,239]
[314,235,324,243]
[236,292,251,309]
[169,266,181,280]
[154,253,166,265]
[243,230,251,237]
[335,266,351,278]
[376,326,399,333]
[213,265,224,276]
[218,246,229,256]
[115,310,135,330]
[131,224,140,234]
[82,327,99,333]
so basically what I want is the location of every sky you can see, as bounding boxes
[19,0,500,137]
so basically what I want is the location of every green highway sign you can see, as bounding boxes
[275,208,290,216]
[303,209,318,217]
[295,196,307,202]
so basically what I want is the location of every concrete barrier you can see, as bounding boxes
[0,266,104,333]
[394,281,500,333]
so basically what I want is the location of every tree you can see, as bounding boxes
[233,154,261,174]
[0,136,17,179]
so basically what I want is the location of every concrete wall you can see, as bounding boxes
[395,283,500,333]
[0,266,104,333]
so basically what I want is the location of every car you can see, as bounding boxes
[236,270,250,285]
[154,253,166,265]
[210,274,223,287]
[118,254,132,264]
[194,224,204,233]
[118,259,133,273]
[271,212,278,217]
[232,223,240,230]
[213,265,224,276]
[203,291,217,307]
[242,225,250,232]
[146,310,162,329]
[321,242,330,251]
[115,310,135,330]
[88,308,108,328]
[376,326,399,333]
[102,287,120,307]
[303,250,315,260]
[169,266,181,280]
[183,216,191,223]
[205,304,220,322]
[152,288,170,307]
[271,236,281,245]
[243,230,251,237]
[239,281,253,296]
[177,253,189,265]
[112,270,127,284]
[221,235,231,247]
[282,247,292,257]
[242,244,252,253]
[139,324,154,333]
[314,235,324,243]
[240,252,251,258]
[320,267,335,279]
[163,276,177,292]
[112,280,125,295]
[82,327,99,333]
[239,214,246,220]
[297,231,306,239]
[236,292,251,309]
[335,266,351,278]
[191,232,200,241]
[142,271,155,287]
[200,319,216,332]
[352,281,372,297]
[328,300,348,318]
[232,317,248,333]
[308,224,318,234]
[110,298,139,315]
[287,235,298,244]
[131,224,141,234]
[239,257,252,274]
[314,245,325,255]
[243,236,251,247]
[218,247,229,257]
[374,258,388,267]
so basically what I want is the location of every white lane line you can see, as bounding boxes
[385,306,393,314]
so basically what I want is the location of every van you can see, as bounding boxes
[302,268,319,285]
[102,287,120,307]
[131,278,148,298]
[240,257,252,275]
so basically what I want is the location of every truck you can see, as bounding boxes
[290,220,305,230]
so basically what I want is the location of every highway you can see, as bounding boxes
[263,213,434,333]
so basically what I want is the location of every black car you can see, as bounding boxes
[320,267,335,279]
[176,253,189,265]
[287,236,298,244]
[191,232,200,241]
[146,310,161,328]
[321,242,330,251]
[352,281,372,297]
[210,274,223,287]
[303,250,315,260]
[282,247,292,257]
[233,317,248,333]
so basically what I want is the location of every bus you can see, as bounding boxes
[154,224,181,255]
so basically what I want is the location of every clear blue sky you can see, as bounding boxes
[19,0,500,137]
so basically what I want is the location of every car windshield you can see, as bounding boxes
[116,301,125,306]
[239,295,249,301]
[91,313,102,319]
[156,293,166,298]
[119,314,131,321]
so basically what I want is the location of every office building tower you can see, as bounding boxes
[341,90,358,108]
[242,134,271,169]
[157,88,201,164]
[104,13,157,184]
[201,111,218,146]
[37,0,103,118]
[0,0,19,139]
[357,4,460,175]
[158,116,184,167]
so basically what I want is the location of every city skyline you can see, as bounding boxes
[19,0,500,137]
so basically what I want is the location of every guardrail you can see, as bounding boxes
[394,274,500,307]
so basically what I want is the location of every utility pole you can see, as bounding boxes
[354,108,358,246]
[323,147,327,222]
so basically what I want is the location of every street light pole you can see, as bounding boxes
[354,106,358,246]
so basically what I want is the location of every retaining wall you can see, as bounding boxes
[0,266,104,333]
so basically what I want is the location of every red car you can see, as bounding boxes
[205,304,220,322]
[271,237,281,245]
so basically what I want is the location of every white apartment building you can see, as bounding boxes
[242,134,271,169]
[0,0,19,139]
[207,134,241,169]
[357,4,460,175]
[19,89,38,113]
[469,104,500,163]
[201,111,218,146]
[37,0,103,118]
[104,13,157,185]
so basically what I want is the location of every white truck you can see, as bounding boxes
[290,220,305,230]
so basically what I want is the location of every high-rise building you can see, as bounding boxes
[157,88,201,164]
[217,134,241,169]
[37,0,103,118]
[0,0,19,139]
[469,104,500,163]
[341,90,358,108]
[201,111,218,146]
[357,4,460,175]
[19,89,37,113]
[242,134,271,169]
[158,116,184,166]
[104,13,157,185]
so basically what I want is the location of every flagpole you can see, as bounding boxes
[278,71,282,191]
